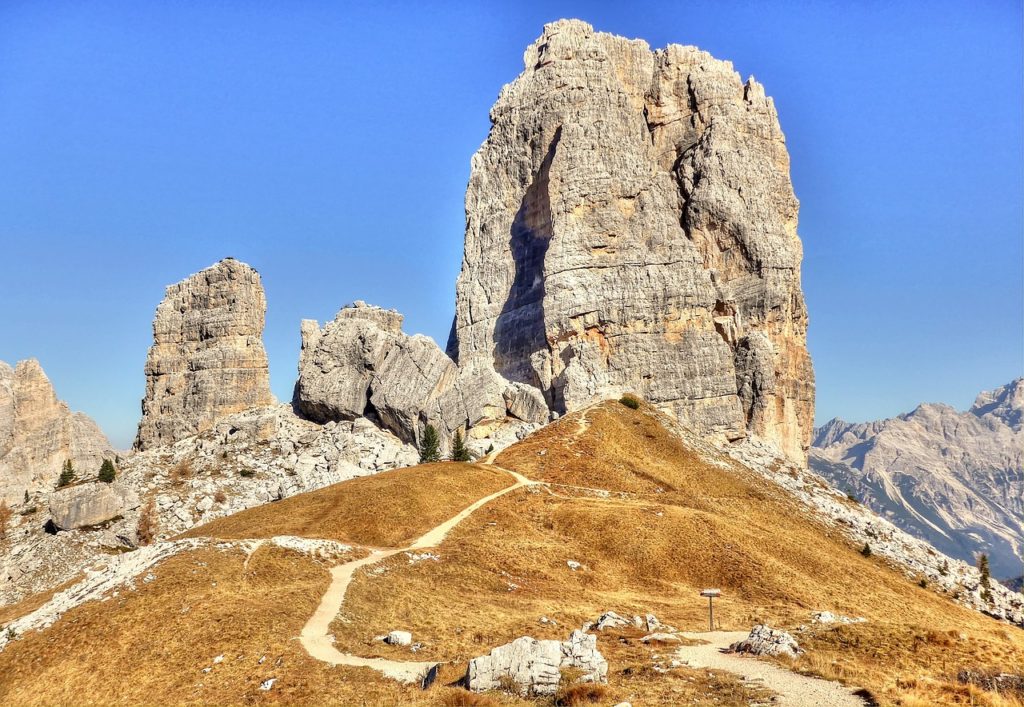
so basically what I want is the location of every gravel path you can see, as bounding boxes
[298,465,536,683]
[675,631,869,707]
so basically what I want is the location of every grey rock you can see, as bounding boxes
[468,629,606,696]
[729,624,801,658]
[49,482,136,530]
[448,20,814,463]
[135,259,273,450]
[385,630,413,646]
[294,303,543,445]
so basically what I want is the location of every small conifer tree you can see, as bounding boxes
[450,430,471,462]
[861,542,872,557]
[419,424,441,463]
[98,459,116,483]
[57,460,76,488]
[23,490,29,505]
[939,559,949,576]
[978,553,992,603]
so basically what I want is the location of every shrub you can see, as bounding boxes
[169,459,192,486]
[136,499,157,546]
[939,559,949,576]
[239,468,255,478]
[98,459,116,483]
[861,542,872,557]
[555,683,609,706]
[619,394,641,409]
[0,500,10,539]
[213,489,227,504]
[918,577,928,588]
[419,424,441,463]
[57,459,76,488]
[450,430,471,462]
[438,691,498,707]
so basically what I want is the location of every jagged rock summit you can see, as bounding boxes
[812,379,1024,579]
[0,359,114,504]
[448,19,815,464]
[135,258,274,450]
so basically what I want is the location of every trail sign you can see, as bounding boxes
[700,588,721,630]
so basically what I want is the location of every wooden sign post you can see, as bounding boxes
[700,588,721,631]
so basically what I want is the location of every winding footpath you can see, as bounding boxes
[675,631,869,707]
[298,464,537,683]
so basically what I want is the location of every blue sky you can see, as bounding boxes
[0,1,1020,448]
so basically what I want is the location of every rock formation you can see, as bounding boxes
[447,19,814,463]
[135,259,274,450]
[0,359,114,504]
[293,302,548,444]
[49,482,138,531]
[468,630,607,696]
[811,379,1024,580]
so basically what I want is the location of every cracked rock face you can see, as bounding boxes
[135,259,274,450]
[293,302,548,444]
[448,19,814,463]
[0,359,115,504]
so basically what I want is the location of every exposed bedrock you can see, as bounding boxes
[447,19,814,463]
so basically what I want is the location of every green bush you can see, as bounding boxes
[861,542,872,557]
[98,459,116,483]
[619,394,641,410]
[239,468,255,478]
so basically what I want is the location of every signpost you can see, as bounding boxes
[700,588,721,631]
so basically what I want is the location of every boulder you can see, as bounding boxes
[468,629,607,696]
[730,624,802,658]
[49,482,137,530]
[294,303,546,444]
[448,19,815,463]
[385,630,413,646]
[135,259,273,450]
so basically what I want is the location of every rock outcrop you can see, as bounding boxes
[294,302,548,444]
[447,20,814,463]
[0,359,114,503]
[48,482,138,530]
[468,630,607,696]
[729,625,801,658]
[135,259,274,450]
[811,379,1024,579]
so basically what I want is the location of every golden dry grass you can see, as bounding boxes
[184,462,512,547]
[0,400,1020,706]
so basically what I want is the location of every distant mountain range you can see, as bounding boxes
[811,379,1023,581]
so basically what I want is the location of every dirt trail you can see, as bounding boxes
[299,465,537,683]
[675,631,869,707]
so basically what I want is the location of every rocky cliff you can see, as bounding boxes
[135,258,274,450]
[447,19,814,463]
[0,359,114,504]
[811,379,1024,580]
[293,302,548,446]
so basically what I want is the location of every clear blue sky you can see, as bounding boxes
[1,1,1021,448]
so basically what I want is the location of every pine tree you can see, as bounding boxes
[98,459,116,483]
[419,425,441,463]
[860,542,872,557]
[450,430,471,462]
[978,553,992,603]
[939,559,949,576]
[57,460,76,488]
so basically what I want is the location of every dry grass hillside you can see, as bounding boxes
[0,401,1020,706]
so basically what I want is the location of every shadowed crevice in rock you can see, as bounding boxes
[492,126,561,398]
